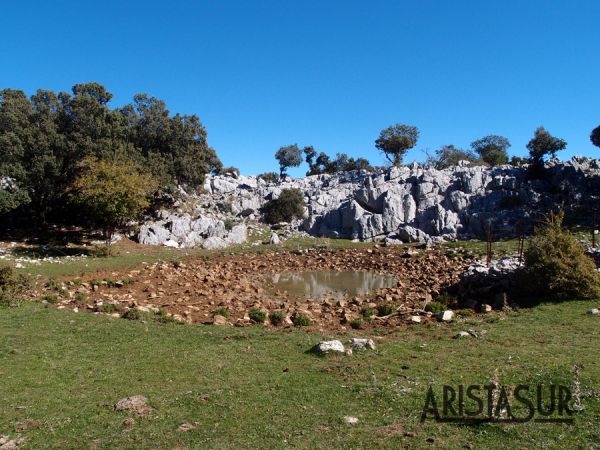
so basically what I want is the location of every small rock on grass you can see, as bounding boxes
[115,395,155,416]
[311,340,345,354]
[587,308,599,315]
[454,331,470,339]
[348,338,376,350]
[177,423,196,432]
[437,310,454,322]
[343,416,359,425]
[408,315,422,323]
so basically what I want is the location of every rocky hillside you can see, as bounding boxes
[138,157,600,248]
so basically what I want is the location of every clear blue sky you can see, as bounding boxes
[2,1,599,176]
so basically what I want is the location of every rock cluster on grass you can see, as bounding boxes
[458,256,522,309]
[136,157,600,248]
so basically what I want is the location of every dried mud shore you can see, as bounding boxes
[37,247,473,330]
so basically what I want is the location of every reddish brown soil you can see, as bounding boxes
[40,247,473,330]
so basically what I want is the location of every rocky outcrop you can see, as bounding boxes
[137,157,600,247]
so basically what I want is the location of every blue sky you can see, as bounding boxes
[2,1,599,176]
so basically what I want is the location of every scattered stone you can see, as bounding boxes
[343,416,359,425]
[481,304,493,313]
[454,331,471,339]
[348,338,376,350]
[177,423,196,432]
[114,395,155,416]
[437,310,454,322]
[269,233,281,245]
[408,315,422,323]
[311,340,345,354]
[587,308,599,315]
[213,315,227,325]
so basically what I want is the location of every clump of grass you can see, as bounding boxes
[90,279,101,287]
[212,307,229,318]
[73,278,83,286]
[269,310,285,326]
[101,303,119,314]
[41,294,59,304]
[219,202,233,214]
[121,277,134,286]
[361,306,375,319]
[104,278,116,288]
[223,218,234,231]
[457,309,474,317]
[425,301,446,314]
[46,278,61,291]
[0,264,30,307]
[75,292,87,302]
[292,312,311,327]
[350,318,364,330]
[154,309,180,325]
[121,308,141,320]
[248,308,267,323]
[376,303,395,317]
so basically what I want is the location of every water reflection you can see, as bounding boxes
[270,271,398,299]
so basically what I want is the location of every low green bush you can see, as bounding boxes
[0,264,30,306]
[376,303,395,316]
[350,318,364,329]
[249,308,267,323]
[269,310,285,326]
[425,301,445,314]
[520,210,600,301]
[258,172,279,183]
[292,312,311,327]
[212,307,229,318]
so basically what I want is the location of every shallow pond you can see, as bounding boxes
[270,271,398,299]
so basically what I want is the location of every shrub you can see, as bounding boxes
[361,306,375,319]
[41,294,59,304]
[258,172,279,183]
[425,301,446,314]
[520,210,600,301]
[212,307,229,318]
[269,310,285,326]
[350,318,364,330]
[219,202,233,214]
[75,292,87,302]
[0,264,30,306]
[262,188,305,224]
[292,312,311,327]
[249,308,267,323]
[101,303,119,313]
[223,218,234,231]
[376,303,395,316]
[154,309,180,325]
[122,308,141,320]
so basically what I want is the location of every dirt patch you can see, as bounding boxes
[36,247,472,330]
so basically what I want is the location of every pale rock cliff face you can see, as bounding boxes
[137,157,600,247]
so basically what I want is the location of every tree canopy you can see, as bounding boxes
[275,144,303,178]
[470,135,510,166]
[591,125,600,149]
[526,126,567,170]
[375,124,419,166]
[0,83,221,225]
[426,145,481,169]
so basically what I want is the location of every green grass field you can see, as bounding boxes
[1,298,599,449]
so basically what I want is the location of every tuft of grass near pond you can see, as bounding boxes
[0,300,599,449]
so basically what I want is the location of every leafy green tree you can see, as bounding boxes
[470,135,510,166]
[275,144,302,178]
[70,157,158,244]
[426,145,481,169]
[591,125,600,149]
[526,126,567,170]
[375,124,419,166]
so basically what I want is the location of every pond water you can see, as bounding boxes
[270,271,398,300]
